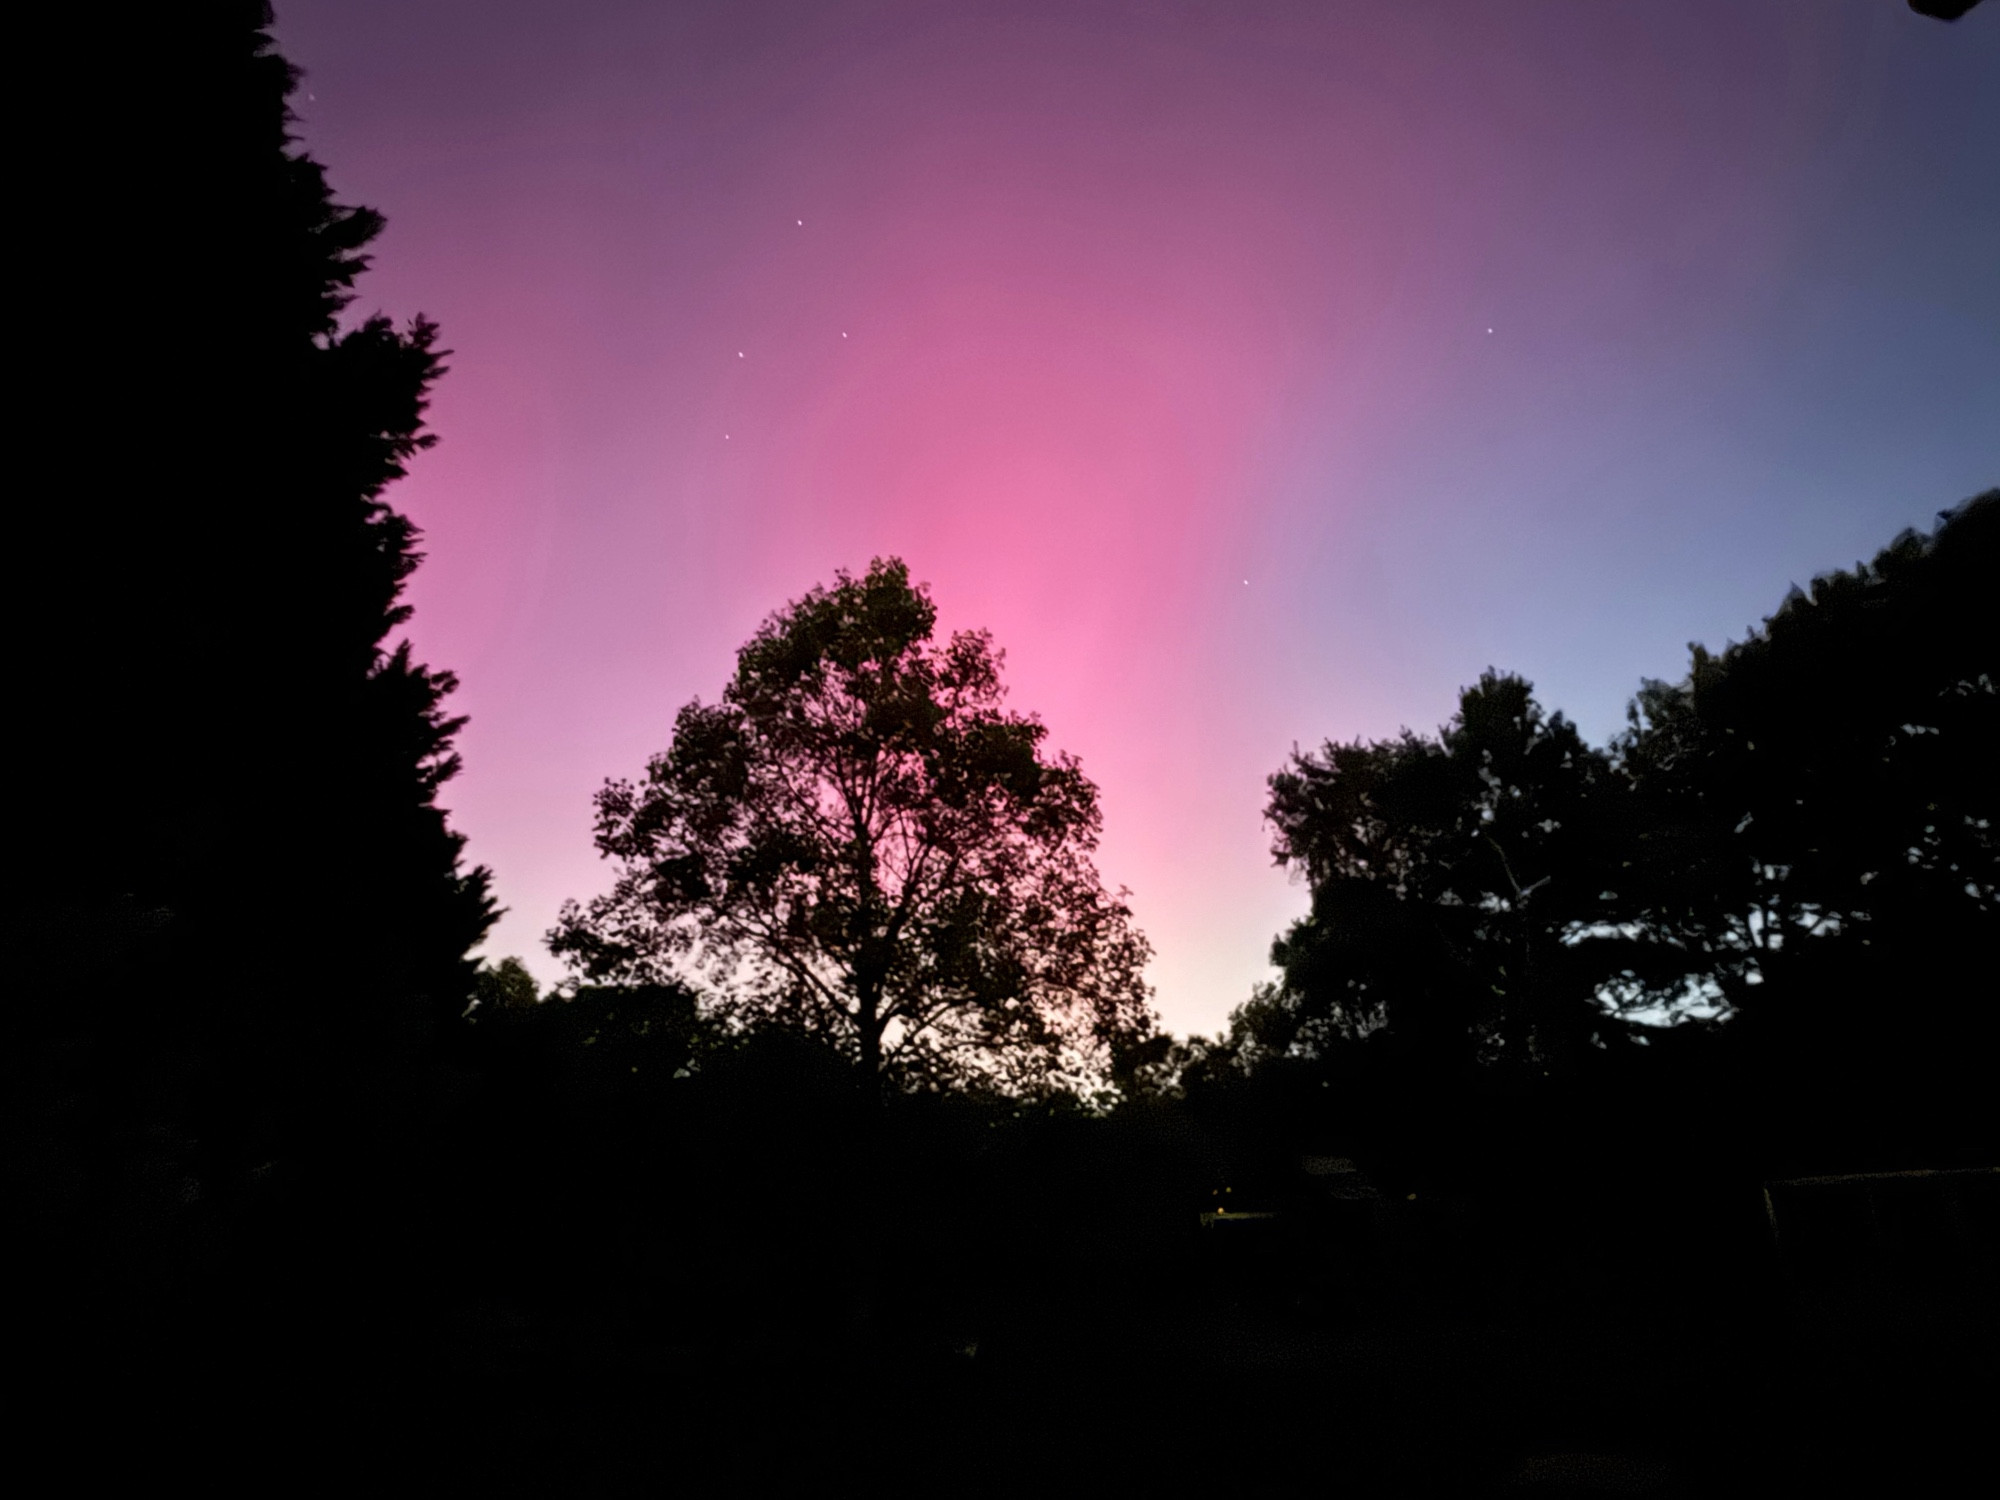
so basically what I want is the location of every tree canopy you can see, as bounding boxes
[551,558,1156,1099]
[1248,670,1637,1087]
[1225,489,1996,1178]
[1609,488,1997,1162]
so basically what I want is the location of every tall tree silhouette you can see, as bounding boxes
[1617,489,1997,1167]
[10,3,493,1319]
[551,558,1155,1099]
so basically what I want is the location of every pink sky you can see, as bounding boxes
[274,1,1998,1035]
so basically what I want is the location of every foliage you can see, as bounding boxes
[467,976,718,1104]
[472,957,543,1013]
[551,558,1156,1098]
[1250,670,1638,1086]
[1233,491,1997,1178]
[8,2,494,1335]
[1611,488,1998,1163]
[1617,490,1996,991]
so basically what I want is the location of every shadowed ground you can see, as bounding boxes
[42,1256,1982,1496]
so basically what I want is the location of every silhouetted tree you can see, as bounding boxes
[1617,489,1997,1167]
[551,558,1155,1099]
[472,956,544,1013]
[1222,494,1996,1331]
[1250,671,1637,1089]
[9,2,493,1349]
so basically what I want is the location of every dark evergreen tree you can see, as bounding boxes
[8,2,494,1350]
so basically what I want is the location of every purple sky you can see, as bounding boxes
[270,0,1997,1036]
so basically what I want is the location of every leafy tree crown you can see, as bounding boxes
[551,558,1156,1100]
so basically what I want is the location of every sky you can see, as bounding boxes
[269,0,1998,1038]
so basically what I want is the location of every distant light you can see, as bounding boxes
[1487,328,1494,334]
[738,351,744,358]
[797,219,804,226]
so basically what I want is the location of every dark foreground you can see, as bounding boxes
[29,1271,1988,1495]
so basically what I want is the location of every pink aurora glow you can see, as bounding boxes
[273,1,1998,1033]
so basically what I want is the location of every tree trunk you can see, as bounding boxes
[858,994,883,1092]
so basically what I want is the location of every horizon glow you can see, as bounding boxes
[271,0,1998,1036]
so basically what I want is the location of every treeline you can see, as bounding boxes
[1230,492,1995,1186]
[447,491,1996,1346]
[1174,492,1996,1329]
